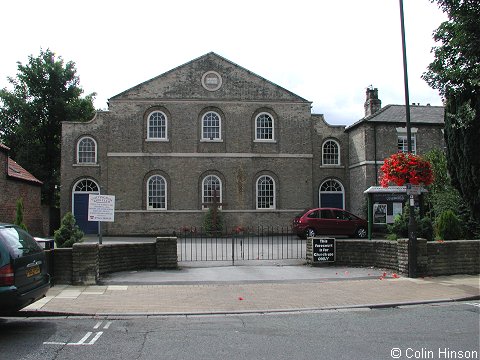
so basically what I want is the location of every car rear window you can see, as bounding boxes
[0,227,43,258]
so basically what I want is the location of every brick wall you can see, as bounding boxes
[51,238,178,285]
[427,240,480,276]
[307,238,478,277]
[49,238,479,285]
[99,243,156,275]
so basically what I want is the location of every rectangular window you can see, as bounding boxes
[397,135,416,154]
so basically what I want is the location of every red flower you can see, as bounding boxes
[379,152,434,187]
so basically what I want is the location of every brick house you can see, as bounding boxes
[0,143,44,235]
[346,88,445,218]
[60,53,444,235]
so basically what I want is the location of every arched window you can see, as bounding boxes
[202,175,222,209]
[255,112,274,141]
[202,111,221,140]
[256,175,275,209]
[77,137,97,164]
[147,175,167,210]
[319,179,345,209]
[74,179,99,192]
[148,111,168,140]
[322,140,340,165]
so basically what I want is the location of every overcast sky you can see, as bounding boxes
[1,0,447,125]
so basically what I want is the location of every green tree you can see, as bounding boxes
[0,49,96,207]
[13,198,28,231]
[54,212,84,248]
[423,149,463,219]
[422,0,480,222]
[435,210,463,240]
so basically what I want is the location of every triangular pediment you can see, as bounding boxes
[110,52,309,103]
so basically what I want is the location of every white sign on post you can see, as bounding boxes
[88,195,115,222]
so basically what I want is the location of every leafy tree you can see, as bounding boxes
[424,149,479,238]
[423,0,480,222]
[423,149,463,219]
[54,212,84,248]
[0,49,96,207]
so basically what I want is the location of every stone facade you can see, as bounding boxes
[60,53,444,235]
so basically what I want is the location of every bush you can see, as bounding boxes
[387,207,433,241]
[435,210,463,240]
[13,198,28,231]
[54,212,84,248]
[203,208,224,236]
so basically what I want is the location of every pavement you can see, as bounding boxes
[21,263,480,317]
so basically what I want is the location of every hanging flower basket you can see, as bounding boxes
[379,152,434,187]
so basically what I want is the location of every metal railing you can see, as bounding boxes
[177,226,306,264]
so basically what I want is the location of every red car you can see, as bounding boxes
[293,208,368,239]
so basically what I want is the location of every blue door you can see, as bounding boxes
[73,193,98,234]
[320,193,343,209]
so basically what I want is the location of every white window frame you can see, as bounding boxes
[319,179,345,209]
[71,178,100,214]
[256,175,276,209]
[77,136,97,164]
[322,139,340,165]
[201,111,222,141]
[147,175,167,210]
[255,112,275,142]
[147,111,168,141]
[202,175,222,209]
[396,127,417,154]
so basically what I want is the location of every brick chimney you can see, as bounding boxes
[364,87,381,117]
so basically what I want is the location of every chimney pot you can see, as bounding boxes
[364,87,381,117]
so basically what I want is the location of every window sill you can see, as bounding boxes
[200,139,223,143]
[319,165,344,169]
[146,138,169,142]
[73,163,100,167]
[254,140,277,144]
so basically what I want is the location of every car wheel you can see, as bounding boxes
[306,228,316,238]
[355,227,367,239]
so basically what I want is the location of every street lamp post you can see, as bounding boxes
[399,0,417,277]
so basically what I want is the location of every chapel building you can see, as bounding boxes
[60,52,444,235]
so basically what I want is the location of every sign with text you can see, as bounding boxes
[88,195,115,222]
[312,238,336,263]
[406,184,422,196]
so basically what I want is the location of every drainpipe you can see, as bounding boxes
[373,124,378,186]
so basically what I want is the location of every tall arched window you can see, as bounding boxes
[77,137,97,164]
[148,111,168,140]
[147,175,167,210]
[255,112,274,141]
[202,111,221,140]
[319,179,345,209]
[322,140,340,165]
[202,175,222,209]
[256,175,275,209]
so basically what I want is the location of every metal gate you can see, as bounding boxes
[177,226,306,265]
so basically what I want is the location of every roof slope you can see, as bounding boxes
[7,158,43,185]
[110,52,310,103]
[346,104,444,131]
